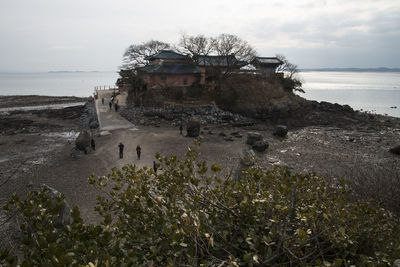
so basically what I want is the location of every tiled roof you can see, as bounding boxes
[196,55,238,67]
[137,63,201,74]
[145,50,188,61]
[252,57,283,65]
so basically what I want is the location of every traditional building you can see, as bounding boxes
[250,57,283,74]
[137,50,205,88]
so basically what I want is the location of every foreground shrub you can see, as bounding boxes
[2,143,400,266]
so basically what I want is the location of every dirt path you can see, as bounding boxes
[96,90,135,131]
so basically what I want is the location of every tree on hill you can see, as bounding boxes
[118,69,147,105]
[1,143,399,266]
[276,54,304,93]
[180,33,256,75]
[122,40,171,69]
[179,34,214,63]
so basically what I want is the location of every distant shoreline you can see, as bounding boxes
[47,71,99,73]
[300,67,400,72]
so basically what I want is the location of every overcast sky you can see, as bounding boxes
[0,0,399,72]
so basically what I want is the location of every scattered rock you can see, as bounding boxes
[41,184,71,228]
[219,132,226,137]
[120,104,253,127]
[186,119,200,137]
[252,139,269,152]
[246,132,262,146]
[240,148,256,167]
[231,131,242,138]
[75,131,91,151]
[389,145,400,155]
[207,130,213,135]
[224,136,234,142]
[100,131,111,136]
[273,125,288,137]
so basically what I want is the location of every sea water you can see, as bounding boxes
[0,71,118,97]
[300,71,400,118]
[0,71,399,118]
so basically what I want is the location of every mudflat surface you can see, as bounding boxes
[0,95,88,108]
[1,93,400,252]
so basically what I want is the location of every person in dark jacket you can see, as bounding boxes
[136,145,141,160]
[118,142,124,159]
[153,161,157,174]
[91,138,96,151]
[109,101,112,110]
[179,123,183,135]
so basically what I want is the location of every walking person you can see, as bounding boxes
[109,101,112,110]
[153,161,157,174]
[118,142,124,159]
[91,138,96,151]
[179,122,183,135]
[101,98,104,105]
[136,145,141,160]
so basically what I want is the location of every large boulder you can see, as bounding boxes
[89,120,99,129]
[75,130,91,151]
[246,132,262,146]
[41,184,71,228]
[389,145,400,155]
[186,119,200,137]
[273,125,288,137]
[252,139,269,152]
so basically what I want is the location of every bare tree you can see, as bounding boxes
[275,54,299,79]
[122,40,171,69]
[275,54,304,93]
[212,34,257,67]
[179,34,214,63]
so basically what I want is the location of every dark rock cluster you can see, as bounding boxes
[78,98,99,130]
[246,132,269,152]
[120,104,256,127]
[231,98,377,128]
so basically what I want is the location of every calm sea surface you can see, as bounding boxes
[300,71,400,117]
[0,71,399,117]
[0,72,118,97]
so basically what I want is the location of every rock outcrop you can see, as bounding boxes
[120,104,255,127]
[75,130,91,152]
[246,132,263,146]
[186,119,200,137]
[273,125,288,137]
[389,145,400,155]
[252,139,269,152]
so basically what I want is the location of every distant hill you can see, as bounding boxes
[300,67,400,72]
[48,71,99,73]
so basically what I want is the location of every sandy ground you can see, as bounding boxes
[1,93,400,252]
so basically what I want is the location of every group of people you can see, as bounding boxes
[99,93,186,176]
[118,143,157,173]
[102,96,119,112]
[118,143,141,159]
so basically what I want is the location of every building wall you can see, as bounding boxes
[142,73,203,87]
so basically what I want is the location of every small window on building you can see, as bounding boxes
[183,78,188,85]
[161,75,167,81]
